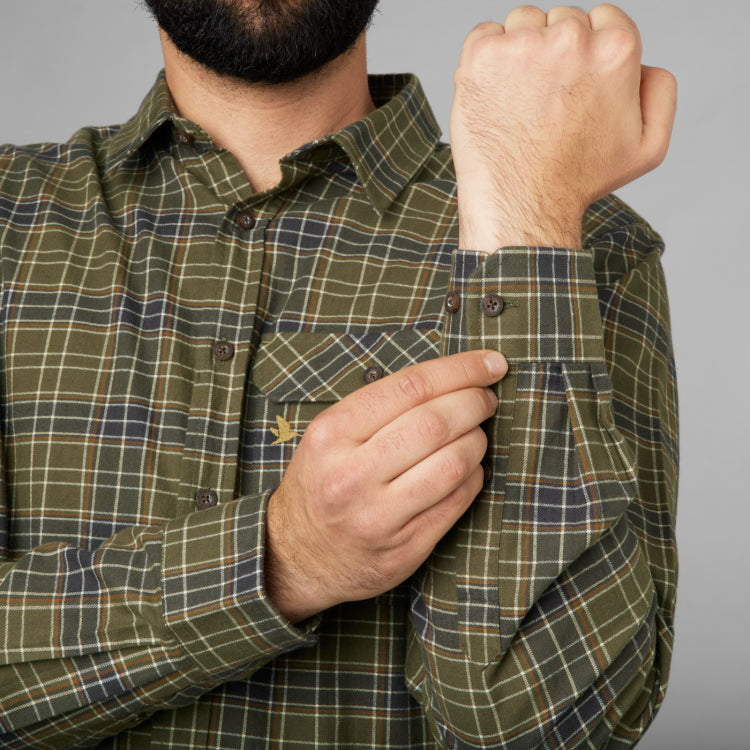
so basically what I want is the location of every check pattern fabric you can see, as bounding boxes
[0,73,677,749]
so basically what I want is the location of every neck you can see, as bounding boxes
[160,32,375,192]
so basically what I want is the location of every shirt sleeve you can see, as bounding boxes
[0,485,319,748]
[404,195,678,749]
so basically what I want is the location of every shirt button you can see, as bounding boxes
[235,211,255,230]
[195,489,219,510]
[175,129,194,145]
[212,340,235,362]
[363,365,384,384]
[481,293,505,317]
[444,290,461,314]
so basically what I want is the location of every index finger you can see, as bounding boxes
[336,349,508,443]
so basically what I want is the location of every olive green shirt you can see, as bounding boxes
[0,73,677,749]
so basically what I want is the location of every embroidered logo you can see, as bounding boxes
[270,415,302,446]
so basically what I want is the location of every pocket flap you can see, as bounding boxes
[251,329,441,403]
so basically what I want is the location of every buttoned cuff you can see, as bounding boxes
[443,246,607,362]
[161,491,318,677]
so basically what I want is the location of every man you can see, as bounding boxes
[0,1,677,748]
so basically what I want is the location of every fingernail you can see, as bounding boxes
[484,351,507,378]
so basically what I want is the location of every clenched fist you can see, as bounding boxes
[264,350,508,622]
[451,4,677,252]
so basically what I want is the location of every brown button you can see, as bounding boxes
[195,489,219,510]
[235,211,255,230]
[481,293,505,317]
[212,340,235,362]
[363,365,384,384]
[445,290,461,314]
[175,129,194,145]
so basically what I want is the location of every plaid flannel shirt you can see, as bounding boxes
[0,73,678,749]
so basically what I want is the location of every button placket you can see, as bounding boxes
[170,173,276,513]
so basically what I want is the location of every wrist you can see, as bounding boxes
[458,203,583,253]
[265,487,326,624]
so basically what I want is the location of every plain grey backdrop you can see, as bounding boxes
[1,2,747,748]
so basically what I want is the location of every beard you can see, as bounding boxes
[143,0,380,85]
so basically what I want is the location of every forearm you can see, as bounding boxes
[0,491,317,747]
[405,195,678,747]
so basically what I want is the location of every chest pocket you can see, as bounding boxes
[251,328,442,423]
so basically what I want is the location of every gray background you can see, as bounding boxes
[1,1,747,748]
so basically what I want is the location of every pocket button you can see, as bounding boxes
[195,489,219,510]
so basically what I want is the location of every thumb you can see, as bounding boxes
[640,65,677,171]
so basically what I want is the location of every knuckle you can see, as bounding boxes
[461,22,506,71]
[439,449,471,486]
[326,470,358,507]
[602,26,640,62]
[388,524,414,552]
[470,32,505,66]
[397,368,431,405]
[351,510,380,546]
[416,409,450,445]
[442,482,473,517]
[407,471,440,507]
[506,26,541,53]
[372,428,404,467]
[556,16,588,40]
[304,411,335,449]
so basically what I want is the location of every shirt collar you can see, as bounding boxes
[101,71,443,214]
[100,71,176,175]
[301,74,443,214]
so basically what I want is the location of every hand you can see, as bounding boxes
[450,4,677,252]
[264,349,508,622]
